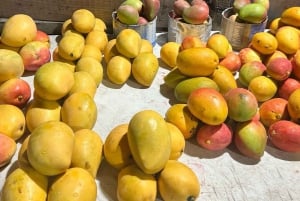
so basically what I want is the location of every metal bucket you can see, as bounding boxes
[167,10,212,43]
[220,7,268,51]
[112,11,157,46]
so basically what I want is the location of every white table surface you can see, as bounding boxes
[1,33,300,201]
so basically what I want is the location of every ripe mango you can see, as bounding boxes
[234,120,267,159]
[47,167,97,201]
[176,47,219,77]
[238,3,267,24]
[174,76,219,103]
[117,164,157,201]
[1,166,48,201]
[268,120,300,152]
[116,29,142,58]
[158,160,200,201]
[163,67,188,88]
[280,7,300,28]
[127,110,171,174]
[117,4,140,25]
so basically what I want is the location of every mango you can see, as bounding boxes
[116,29,142,58]
[275,26,300,55]
[0,133,17,167]
[177,47,219,77]
[71,129,103,178]
[27,121,74,176]
[25,98,61,133]
[173,0,190,16]
[238,3,267,24]
[61,92,97,131]
[174,76,219,103]
[234,119,267,159]
[71,9,95,34]
[280,7,300,28]
[121,0,143,13]
[251,32,278,55]
[266,58,292,81]
[103,123,133,169]
[268,120,300,152]
[117,4,140,25]
[117,164,157,201]
[233,0,251,12]
[259,98,289,127]
[142,0,160,21]
[47,167,97,201]
[58,34,85,61]
[131,52,159,87]
[165,103,199,139]
[0,49,24,83]
[127,110,171,174]
[166,122,185,160]
[34,61,75,101]
[1,14,37,47]
[210,65,237,95]
[163,67,188,88]
[187,88,228,125]
[224,88,258,122]
[157,160,200,201]
[106,55,132,85]
[0,104,26,141]
[182,4,209,24]
[69,71,97,98]
[1,166,48,201]
[206,33,232,59]
[18,134,31,168]
[196,123,233,151]
[287,88,300,123]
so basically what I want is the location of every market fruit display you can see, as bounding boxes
[0,4,300,201]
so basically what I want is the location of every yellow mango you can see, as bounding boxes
[177,47,219,77]
[117,164,157,201]
[127,110,171,174]
[280,7,300,28]
[158,160,200,201]
[47,167,97,201]
[275,26,300,55]
[210,65,238,95]
[1,166,48,201]
[116,29,142,58]
[71,129,103,178]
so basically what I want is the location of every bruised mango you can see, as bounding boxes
[251,32,278,55]
[174,76,219,103]
[127,110,171,174]
[177,47,219,77]
[238,3,267,23]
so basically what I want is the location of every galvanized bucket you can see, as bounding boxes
[220,7,268,51]
[167,10,212,43]
[112,11,157,46]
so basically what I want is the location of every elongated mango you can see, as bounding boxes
[176,47,219,77]
[127,110,171,174]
